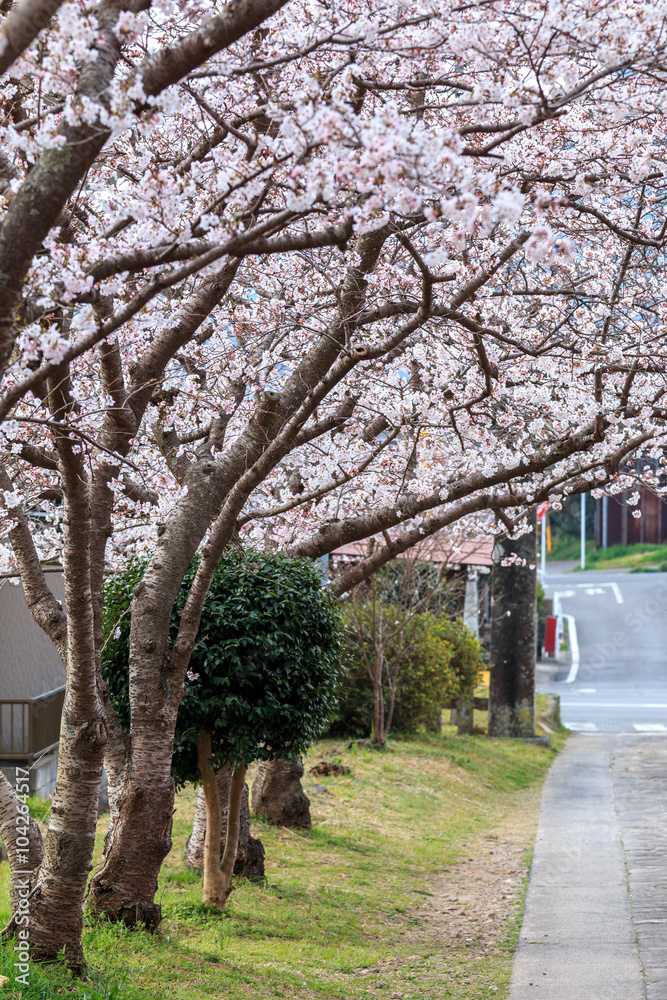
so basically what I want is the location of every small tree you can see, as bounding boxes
[340,556,474,745]
[338,606,484,741]
[341,597,438,745]
[103,551,343,909]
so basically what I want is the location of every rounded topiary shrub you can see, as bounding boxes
[102,550,344,778]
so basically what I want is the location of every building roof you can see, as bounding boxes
[0,574,66,699]
[332,536,494,567]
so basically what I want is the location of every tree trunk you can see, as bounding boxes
[185,764,264,879]
[219,764,247,906]
[0,769,43,922]
[197,733,227,908]
[27,412,109,970]
[425,705,442,734]
[455,694,474,735]
[29,696,107,968]
[383,670,399,742]
[488,512,537,738]
[86,760,174,929]
[252,758,312,829]
[371,655,385,746]
[87,681,178,930]
[84,232,391,928]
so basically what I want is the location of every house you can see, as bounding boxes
[0,572,65,799]
[596,490,667,548]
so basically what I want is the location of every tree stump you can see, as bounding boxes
[252,757,312,829]
[185,763,265,879]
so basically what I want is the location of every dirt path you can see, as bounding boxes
[418,785,542,954]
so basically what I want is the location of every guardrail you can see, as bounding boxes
[0,685,65,759]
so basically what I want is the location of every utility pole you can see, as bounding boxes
[581,492,586,570]
[489,510,538,738]
[455,568,480,735]
[538,503,547,578]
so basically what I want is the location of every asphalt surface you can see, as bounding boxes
[510,567,667,998]
[538,567,667,732]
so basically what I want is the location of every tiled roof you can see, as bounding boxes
[332,536,493,566]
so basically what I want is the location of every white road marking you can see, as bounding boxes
[564,721,598,731]
[564,614,579,683]
[578,688,596,694]
[633,724,667,732]
[572,582,624,604]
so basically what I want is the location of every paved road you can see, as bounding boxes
[509,568,667,999]
[538,568,667,732]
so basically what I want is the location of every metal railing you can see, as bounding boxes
[0,685,65,759]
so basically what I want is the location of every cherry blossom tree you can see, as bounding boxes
[1,0,667,970]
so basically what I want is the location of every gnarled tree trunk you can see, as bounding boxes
[185,762,264,879]
[22,385,110,970]
[252,758,312,829]
[86,747,175,929]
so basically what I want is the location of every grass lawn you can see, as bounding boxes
[0,728,564,1000]
[548,541,667,572]
[584,543,667,572]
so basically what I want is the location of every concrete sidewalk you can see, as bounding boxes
[508,734,667,1000]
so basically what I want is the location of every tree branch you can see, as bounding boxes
[0,0,65,76]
